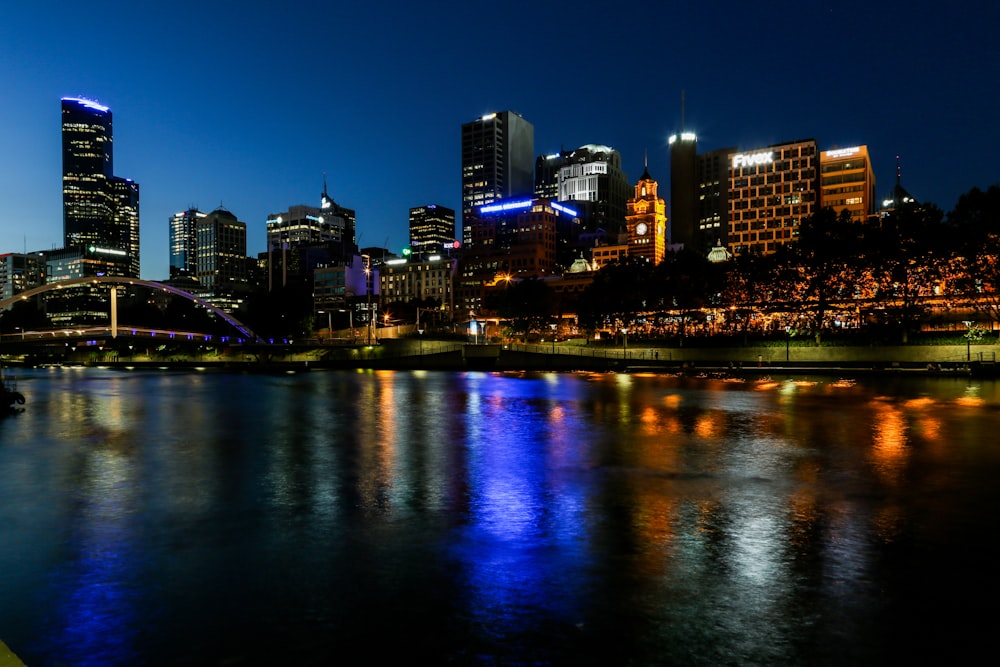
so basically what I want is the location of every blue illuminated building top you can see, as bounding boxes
[479,198,578,218]
[61,96,110,113]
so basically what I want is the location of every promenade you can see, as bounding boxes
[19,339,1000,377]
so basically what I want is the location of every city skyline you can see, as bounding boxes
[2,1,998,281]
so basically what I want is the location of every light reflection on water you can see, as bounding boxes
[1,368,999,665]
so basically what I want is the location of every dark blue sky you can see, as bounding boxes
[2,1,997,280]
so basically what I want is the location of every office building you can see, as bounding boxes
[266,182,357,290]
[0,253,45,300]
[819,146,876,222]
[728,139,818,255]
[169,208,206,279]
[195,207,248,304]
[461,111,534,245]
[626,164,667,265]
[61,97,139,277]
[553,144,629,235]
[409,204,456,256]
[456,197,575,314]
[668,132,698,248]
[378,255,456,312]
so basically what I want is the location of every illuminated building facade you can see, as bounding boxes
[195,208,248,303]
[266,183,357,290]
[728,138,818,255]
[409,204,456,256]
[378,255,456,311]
[456,198,575,313]
[535,144,629,236]
[461,111,534,246]
[169,208,206,279]
[819,146,876,222]
[626,165,667,265]
[0,253,45,300]
[61,97,139,277]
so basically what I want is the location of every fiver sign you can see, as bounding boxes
[732,152,774,169]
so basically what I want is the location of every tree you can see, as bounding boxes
[721,247,778,343]
[949,185,1000,335]
[577,257,653,336]
[867,200,944,343]
[652,248,720,344]
[496,277,555,341]
[788,208,866,343]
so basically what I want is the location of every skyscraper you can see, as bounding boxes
[460,111,534,245]
[409,204,456,256]
[61,97,140,277]
[169,208,206,279]
[196,207,247,303]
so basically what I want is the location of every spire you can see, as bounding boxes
[641,149,652,181]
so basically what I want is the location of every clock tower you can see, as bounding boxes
[626,160,666,265]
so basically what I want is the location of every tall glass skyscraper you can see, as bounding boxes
[460,111,534,245]
[61,97,139,277]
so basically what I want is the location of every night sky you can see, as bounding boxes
[2,1,997,281]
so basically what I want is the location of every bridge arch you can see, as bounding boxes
[0,276,261,342]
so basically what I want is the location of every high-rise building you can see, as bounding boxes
[409,204,456,256]
[456,197,573,314]
[460,111,534,245]
[195,207,248,302]
[61,97,139,277]
[696,146,735,249]
[727,139,819,255]
[266,182,357,290]
[819,146,876,222]
[668,132,698,248]
[0,253,45,300]
[554,145,629,235]
[169,208,206,279]
[626,164,667,265]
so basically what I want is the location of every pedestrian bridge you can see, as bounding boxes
[0,276,260,342]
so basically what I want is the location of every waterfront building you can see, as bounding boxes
[535,144,630,237]
[696,146,736,250]
[0,253,45,300]
[409,204,456,257]
[819,145,876,222]
[266,181,357,291]
[195,207,248,309]
[626,164,667,265]
[169,208,206,279]
[456,197,575,314]
[378,254,456,312]
[668,132,698,249]
[727,138,818,255]
[61,97,139,277]
[461,111,534,246]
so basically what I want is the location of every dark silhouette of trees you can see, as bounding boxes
[950,185,1000,335]
[577,256,653,336]
[496,277,555,340]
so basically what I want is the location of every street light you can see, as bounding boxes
[550,323,557,354]
[622,327,628,357]
[317,310,332,343]
[785,325,791,362]
[963,320,973,361]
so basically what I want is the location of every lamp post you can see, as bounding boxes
[317,310,332,343]
[550,323,557,354]
[785,325,791,363]
[963,320,973,361]
[622,327,628,357]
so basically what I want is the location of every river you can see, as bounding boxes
[1,367,998,665]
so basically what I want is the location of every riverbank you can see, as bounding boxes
[6,341,999,377]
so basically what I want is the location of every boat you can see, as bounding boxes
[1,364,25,411]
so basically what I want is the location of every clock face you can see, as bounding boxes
[636,222,648,235]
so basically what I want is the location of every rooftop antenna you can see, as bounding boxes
[896,155,901,188]
[681,89,685,132]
